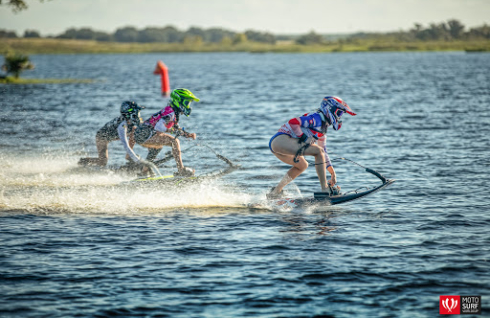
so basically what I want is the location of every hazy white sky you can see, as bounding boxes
[1,0,489,36]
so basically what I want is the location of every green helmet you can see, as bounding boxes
[170,88,200,116]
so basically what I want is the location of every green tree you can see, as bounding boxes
[2,52,34,78]
[244,30,276,44]
[233,33,248,45]
[221,36,232,46]
[447,19,465,40]
[160,26,184,43]
[0,29,18,38]
[183,35,203,46]
[468,24,490,39]
[94,31,113,42]
[55,28,112,41]
[204,28,235,43]
[23,29,41,38]
[56,28,79,39]
[0,0,46,12]
[135,26,183,43]
[114,26,139,42]
[138,27,167,43]
[74,27,97,40]
[186,27,205,39]
[296,31,324,45]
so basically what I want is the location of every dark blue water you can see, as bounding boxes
[1,52,489,317]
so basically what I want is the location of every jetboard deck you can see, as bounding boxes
[266,178,395,209]
[252,167,395,209]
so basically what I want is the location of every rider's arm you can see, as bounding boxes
[128,127,136,149]
[173,126,195,138]
[316,134,332,168]
[125,127,136,161]
[117,121,141,163]
[316,133,336,185]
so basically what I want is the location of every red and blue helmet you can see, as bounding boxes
[319,96,356,130]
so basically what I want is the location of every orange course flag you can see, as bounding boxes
[153,60,170,96]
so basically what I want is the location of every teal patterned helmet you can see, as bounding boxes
[170,88,200,116]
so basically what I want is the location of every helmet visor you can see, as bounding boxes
[332,108,343,121]
[182,106,192,116]
[129,112,141,123]
[332,108,343,130]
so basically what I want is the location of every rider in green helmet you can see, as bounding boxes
[134,88,200,177]
[170,88,199,117]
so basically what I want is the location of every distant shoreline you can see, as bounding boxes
[0,76,95,84]
[1,38,489,54]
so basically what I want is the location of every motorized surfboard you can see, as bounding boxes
[252,167,395,209]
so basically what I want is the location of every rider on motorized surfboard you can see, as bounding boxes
[268,96,356,199]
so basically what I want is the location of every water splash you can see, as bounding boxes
[0,154,251,215]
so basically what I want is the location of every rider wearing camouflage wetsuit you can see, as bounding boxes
[78,101,145,167]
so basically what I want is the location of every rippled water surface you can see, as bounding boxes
[1,52,490,317]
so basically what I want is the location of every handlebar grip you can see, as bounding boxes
[366,168,387,183]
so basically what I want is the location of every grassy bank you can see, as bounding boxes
[0,76,95,84]
[1,38,489,54]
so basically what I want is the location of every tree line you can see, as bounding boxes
[0,26,276,44]
[350,20,490,42]
[1,20,489,45]
[296,20,490,45]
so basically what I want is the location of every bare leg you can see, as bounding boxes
[95,138,109,166]
[170,138,183,171]
[78,137,109,167]
[141,132,184,171]
[306,146,327,190]
[271,152,308,193]
[270,134,328,194]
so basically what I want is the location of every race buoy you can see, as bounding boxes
[153,60,170,96]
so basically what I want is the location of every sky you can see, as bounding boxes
[1,0,489,36]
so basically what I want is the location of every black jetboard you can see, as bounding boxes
[261,168,395,209]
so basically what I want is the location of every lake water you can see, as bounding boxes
[1,52,489,317]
